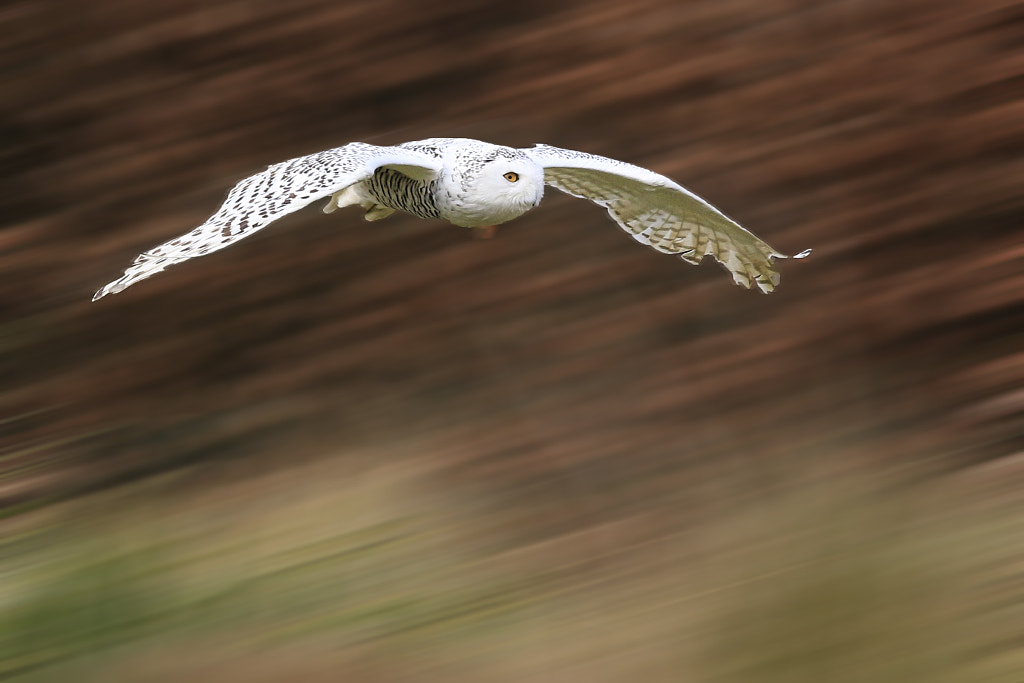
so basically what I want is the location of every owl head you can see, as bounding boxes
[448,146,545,227]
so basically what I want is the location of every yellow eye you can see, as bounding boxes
[503,171,519,182]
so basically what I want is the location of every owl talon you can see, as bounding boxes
[474,226,498,239]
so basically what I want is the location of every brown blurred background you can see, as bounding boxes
[2,1,1022,681]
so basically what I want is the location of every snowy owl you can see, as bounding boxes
[92,138,809,300]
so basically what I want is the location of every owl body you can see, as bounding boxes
[93,137,809,300]
[372,139,545,227]
[321,138,545,228]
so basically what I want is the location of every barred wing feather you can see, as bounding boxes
[93,143,442,300]
[526,144,809,293]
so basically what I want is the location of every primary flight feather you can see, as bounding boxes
[92,137,809,300]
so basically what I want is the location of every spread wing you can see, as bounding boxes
[525,144,810,293]
[93,143,443,300]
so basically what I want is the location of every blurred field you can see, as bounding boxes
[4,457,1024,681]
[1,0,1022,680]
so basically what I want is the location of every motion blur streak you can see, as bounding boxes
[1,1,1021,681]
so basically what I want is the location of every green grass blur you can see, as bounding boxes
[3,458,1021,682]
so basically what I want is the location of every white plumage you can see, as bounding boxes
[92,137,809,300]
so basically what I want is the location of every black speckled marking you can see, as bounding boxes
[366,168,441,220]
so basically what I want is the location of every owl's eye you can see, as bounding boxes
[503,171,519,182]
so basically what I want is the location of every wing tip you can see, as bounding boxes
[775,248,812,260]
[748,248,809,294]
[91,254,175,302]
[92,279,126,301]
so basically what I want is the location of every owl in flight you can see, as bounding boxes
[93,138,809,300]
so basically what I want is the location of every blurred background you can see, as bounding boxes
[2,0,1022,680]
